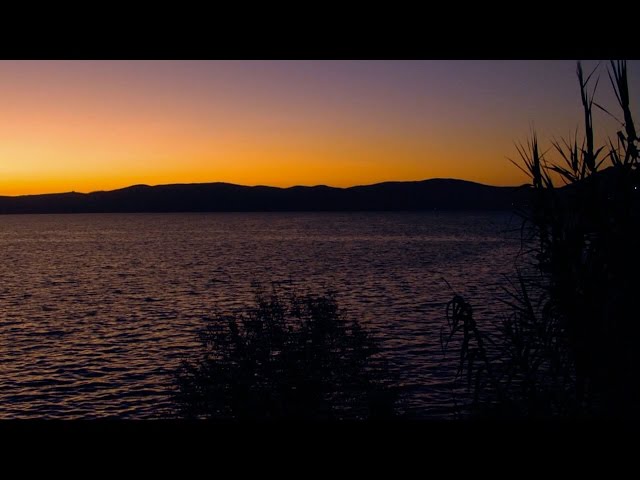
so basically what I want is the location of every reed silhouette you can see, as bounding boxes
[173,289,397,420]
[442,60,640,418]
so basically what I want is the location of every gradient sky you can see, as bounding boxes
[0,60,638,196]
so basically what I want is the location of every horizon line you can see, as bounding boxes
[0,176,525,198]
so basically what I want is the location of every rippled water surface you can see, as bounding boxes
[0,212,522,418]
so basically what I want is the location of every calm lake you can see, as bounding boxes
[0,212,522,419]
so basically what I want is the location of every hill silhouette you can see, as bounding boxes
[0,178,531,214]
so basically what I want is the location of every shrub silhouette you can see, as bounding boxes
[443,60,640,418]
[174,291,397,420]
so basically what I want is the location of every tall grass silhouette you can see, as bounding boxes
[443,60,640,418]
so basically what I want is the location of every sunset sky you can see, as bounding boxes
[0,60,638,196]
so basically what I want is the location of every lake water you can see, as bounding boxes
[0,212,522,419]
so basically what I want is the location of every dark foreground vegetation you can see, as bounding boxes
[442,60,640,418]
[174,291,397,420]
[172,60,637,421]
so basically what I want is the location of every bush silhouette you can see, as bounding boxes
[174,291,397,420]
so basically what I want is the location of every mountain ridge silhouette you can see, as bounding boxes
[0,178,531,214]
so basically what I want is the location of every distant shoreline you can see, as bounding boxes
[0,178,530,215]
[0,209,518,216]
[0,178,523,199]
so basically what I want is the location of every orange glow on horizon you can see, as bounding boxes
[0,136,528,196]
[2,60,630,196]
